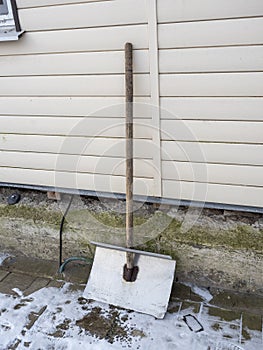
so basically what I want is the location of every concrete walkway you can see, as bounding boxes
[0,254,262,349]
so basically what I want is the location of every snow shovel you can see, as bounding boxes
[83,43,176,319]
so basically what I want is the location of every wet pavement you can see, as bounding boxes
[0,254,262,349]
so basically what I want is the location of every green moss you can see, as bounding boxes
[208,307,241,322]
[78,240,95,257]
[92,212,125,228]
[242,329,251,341]
[142,240,179,260]
[210,291,263,314]
[91,211,147,228]
[0,204,61,227]
[161,216,263,252]
[181,301,200,313]
[243,313,262,331]
[0,203,262,253]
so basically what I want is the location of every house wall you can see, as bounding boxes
[0,0,263,208]
[157,0,263,207]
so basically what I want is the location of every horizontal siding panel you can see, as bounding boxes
[19,0,147,31]
[0,50,149,76]
[0,152,153,178]
[0,168,154,196]
[158,0,263,23]
[160,97,263,121]
[159,46,263,73]
[158,18,263,48]
[0,117,152,138]
[0,25,148,56]
[162,161,263,187]
[0,75,149,97]
[0,97,151,117]
[17,0,111,8]
[162,180,263,207]
[160,73,263,97]
[0,135,153,158]
[162,141,263,166]
[161,120,263,143]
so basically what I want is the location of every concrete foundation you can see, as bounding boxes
[0,187,262,296]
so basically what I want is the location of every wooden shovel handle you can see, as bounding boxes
[125,42,134,269]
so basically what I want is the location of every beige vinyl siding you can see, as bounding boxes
[161,121,262,144]
[162,162,263,187]
[162,181,263,208]
[160,98,263,121]
[0,168,154,195]
[0,97,151,117]
[0,75,150,96]
[0,51,149,76]
[1,0,263,207]
[157,0,263,207]
[0,25,148,56]
[17,1,112,9]
[0,117,152,138]
[158,18,263,49]
[18,0,146,31]
[0,96,152,119]
[0,135,153,158]
[157,0,263,22]
[159,73,263,97]
[162,142,263,166]
[0,152,154,178]
[0,0,152,197]
[159,47,263,73]
[161,120,263,144]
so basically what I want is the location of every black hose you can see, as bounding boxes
[59,194,74,268]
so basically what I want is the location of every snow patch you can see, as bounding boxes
[0,283,260,349]
[0,253,10,265]
[12,288,23,297]
[184,282,214,302]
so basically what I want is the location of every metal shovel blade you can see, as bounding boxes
[83,243,176,319]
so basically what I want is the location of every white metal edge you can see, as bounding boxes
[90,240,173,260]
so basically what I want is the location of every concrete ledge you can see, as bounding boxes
[0,187,262,296]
